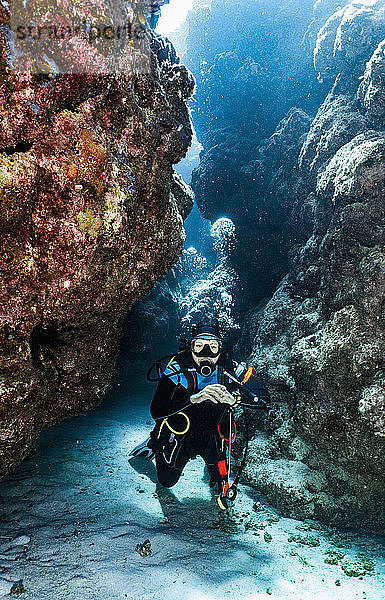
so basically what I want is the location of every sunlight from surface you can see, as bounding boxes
[157,0,194,36]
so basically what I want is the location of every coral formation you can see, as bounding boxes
[242,1,385,531]
[189,0,385,531]
[0,4,194,476]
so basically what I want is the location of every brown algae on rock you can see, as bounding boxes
[324,548,345,565]
[10,580,25,596]
[323,547,375,578]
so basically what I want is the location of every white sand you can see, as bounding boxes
[0,387,384,599]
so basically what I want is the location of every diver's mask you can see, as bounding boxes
[191,335,222,376]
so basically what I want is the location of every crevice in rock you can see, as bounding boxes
[1,141,33,155]
[29,322,71,376]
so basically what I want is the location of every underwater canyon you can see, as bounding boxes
[1,1,385,584]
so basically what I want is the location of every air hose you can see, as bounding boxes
[228,405,250,497]
[159,411,190,436]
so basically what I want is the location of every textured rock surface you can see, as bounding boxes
[236,2,385,531]
[188,0,385,530]
[117,277,181,388]
[192,108,314,306]
[358,38,385,123]
[187,0,335,306]
[0,8,194,477]
[313,0,385,87]
[299,93,369,175]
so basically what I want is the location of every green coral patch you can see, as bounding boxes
[324,548,345,565]
[0,179,21,209]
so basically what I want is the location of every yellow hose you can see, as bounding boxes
[160,412,190,436]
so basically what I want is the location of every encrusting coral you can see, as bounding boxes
[0,3,195,476]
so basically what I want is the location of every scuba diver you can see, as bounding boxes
[130,319,271,509]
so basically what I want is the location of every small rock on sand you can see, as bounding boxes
[135,540,152,557]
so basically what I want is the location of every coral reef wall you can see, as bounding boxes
[243,0,385,531]
[0,2,195,477]
[188,0,343,306]
[189,0,385,531]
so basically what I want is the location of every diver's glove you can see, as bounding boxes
[190,384,238,406]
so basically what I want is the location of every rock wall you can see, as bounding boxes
[239,0,385,531]
[187,0,341,307]
[192,108,314,307]
[189,0,385,530]
[0,3,195,477]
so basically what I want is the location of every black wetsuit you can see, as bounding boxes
[148,351,270,493]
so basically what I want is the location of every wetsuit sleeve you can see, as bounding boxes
[150,374,191,421]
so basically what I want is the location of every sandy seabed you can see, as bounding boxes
[0,386,384,600]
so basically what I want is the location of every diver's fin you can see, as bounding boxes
[129,437,155,459]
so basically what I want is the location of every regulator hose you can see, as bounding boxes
[159,411,191,436]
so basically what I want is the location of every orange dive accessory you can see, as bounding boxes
[242,367,253,384]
